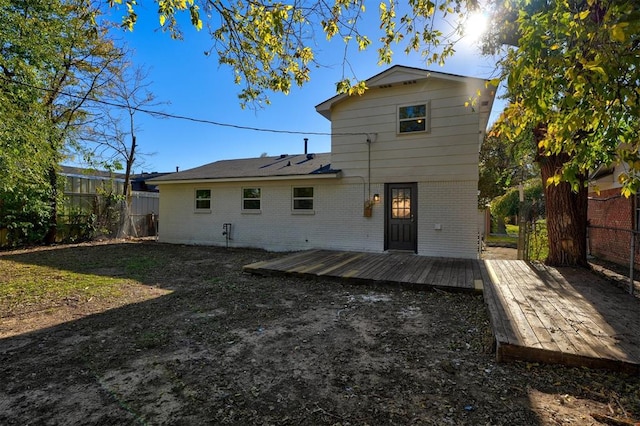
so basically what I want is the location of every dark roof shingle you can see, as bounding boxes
[150,153,339,182]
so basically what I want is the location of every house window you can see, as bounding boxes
[242,188,261,211]
[398,103,428,134]
[292,187,314,211]
[195,189,211,211]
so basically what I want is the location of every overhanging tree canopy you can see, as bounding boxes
[109,0,481,106]
[486,0,639,266]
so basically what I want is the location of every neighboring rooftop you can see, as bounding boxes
[149,153,340,183]
[60,165,126,180]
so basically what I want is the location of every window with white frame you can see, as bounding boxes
[292,187,314,211]
[242,187,261,211]
[398,103,429,134]
[195,189,211,211]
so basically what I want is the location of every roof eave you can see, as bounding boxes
[152,171,342,185]
[315,65,492,121]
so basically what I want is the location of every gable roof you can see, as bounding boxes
[315,65,496,123]
[149,153,340,184]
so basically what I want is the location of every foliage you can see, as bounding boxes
[110,0,481,107]
[58,210,97,243]
[490,178,544,223]
[527,219,548,261]
[0,178,51,247]
[479,116,538,208]
[1,0,127,246]
[492,0,640,194]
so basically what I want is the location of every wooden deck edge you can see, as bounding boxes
[478,260,512,344]
[496,341,640,375]
[243,263,482,293]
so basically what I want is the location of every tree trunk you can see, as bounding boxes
[537,151,588,267]
[43,165,58,245]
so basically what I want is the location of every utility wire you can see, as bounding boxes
[1,75,369,137]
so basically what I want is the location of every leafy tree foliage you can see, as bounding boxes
[488,0,640,265]
[491,178,544,223]
[0,0,125,245]
[111,0,481,106]
[479,116,538,208]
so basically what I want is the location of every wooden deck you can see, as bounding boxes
[244,249,484,292]
[484,259,640,374]
[244,250,640,373]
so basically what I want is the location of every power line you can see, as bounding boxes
[1,75,368,137]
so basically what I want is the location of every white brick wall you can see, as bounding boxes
[157,178,479,259]
[158,179,385,253]
[417,180,479,259]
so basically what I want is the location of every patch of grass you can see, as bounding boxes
[0,259,133,313]
[125,256,161,277]
[505,224,519,236]
[486,234,517,245]
[527,220,549,261]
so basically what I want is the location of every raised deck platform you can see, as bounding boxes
[244,249,483,292]
[244,250,640,373]
[484,259,640,374]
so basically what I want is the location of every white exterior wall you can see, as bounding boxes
[158,178,480,258]
[156,70,488,259]
[321,77,484,259]
[416,180,479,258]
[157,178,386,252]
[329,79,483,182]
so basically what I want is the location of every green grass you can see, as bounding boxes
[0,249,162,313]
[505,224,519,236]
[486,234,517,245]
[0,260,128,309]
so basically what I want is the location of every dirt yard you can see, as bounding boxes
[0,241,638,425]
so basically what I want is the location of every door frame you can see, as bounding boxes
[384,182,418,252]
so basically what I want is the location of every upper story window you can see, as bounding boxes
[398,103,428,134]
[292,187,314,211]
[242,188,261,211]
[195,189,211,211]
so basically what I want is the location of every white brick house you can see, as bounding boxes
[151,65,495,258]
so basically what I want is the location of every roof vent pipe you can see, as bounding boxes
[176,166,179,172]
[304,138,308,154]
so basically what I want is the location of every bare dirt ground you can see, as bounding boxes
[1,241,638,425]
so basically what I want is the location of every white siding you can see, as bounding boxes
[329,79,483,182]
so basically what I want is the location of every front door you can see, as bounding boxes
[385,183,418,252]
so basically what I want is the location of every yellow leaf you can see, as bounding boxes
[159,14,166,26]
[610,23,628,43]
[550,44,560,50]
[578,10,590,20]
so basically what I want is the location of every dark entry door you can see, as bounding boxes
[385,183,417,252]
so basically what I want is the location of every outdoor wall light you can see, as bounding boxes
[373,194,380,202]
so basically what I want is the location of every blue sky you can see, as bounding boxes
[98,4,504,174]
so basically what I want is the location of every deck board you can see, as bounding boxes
[484,259,640,373]
[244,250,639,373]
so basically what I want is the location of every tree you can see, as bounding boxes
[1,0,127,245]
[80,62,163,237]
[111,0,481,106]
[39,0,125,243]
[1,0,67,244]
[489,0,640,266]
[479,116,537,208]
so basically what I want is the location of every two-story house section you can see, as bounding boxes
[150,65,495,259]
